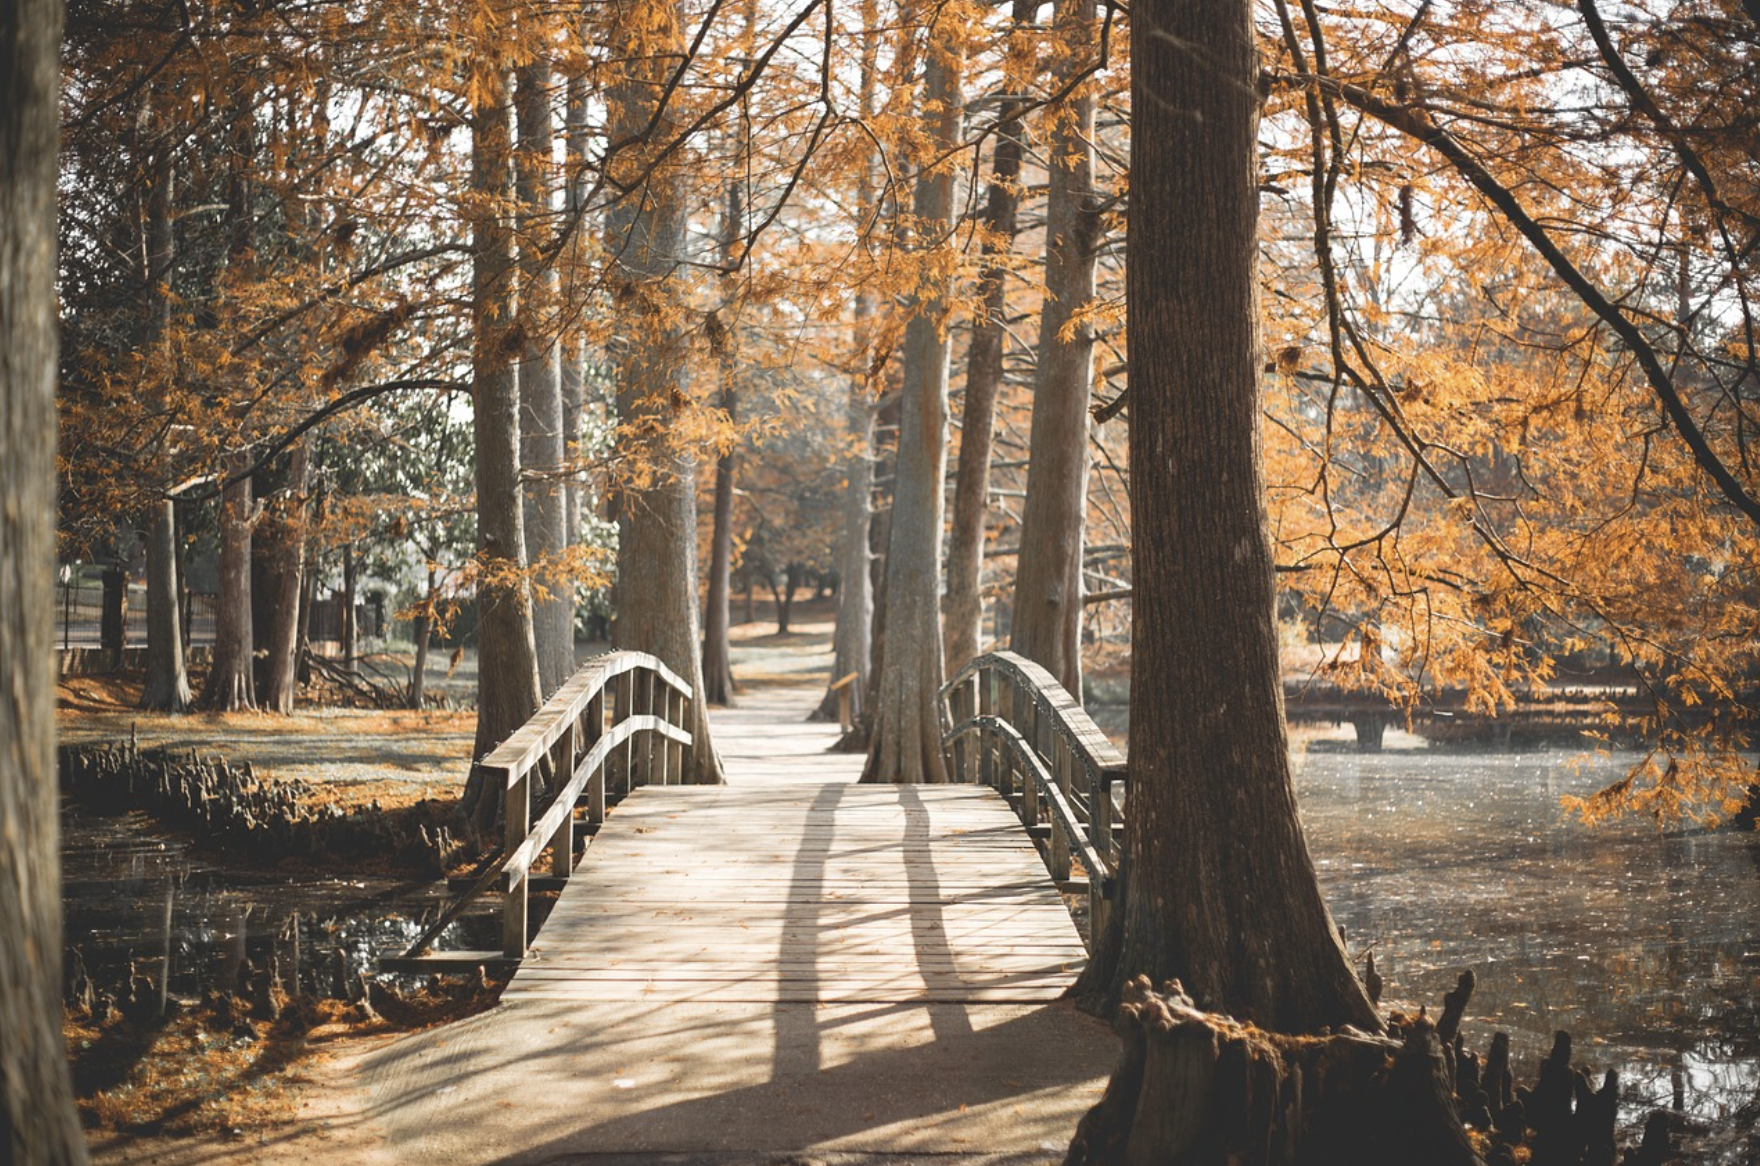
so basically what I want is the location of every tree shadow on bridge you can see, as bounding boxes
[356,784,1110,1163]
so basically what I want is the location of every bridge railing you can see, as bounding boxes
[940,651,1126,946]
[386,650,693,969]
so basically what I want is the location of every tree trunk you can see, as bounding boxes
[702,410,737,705]
[1071,0,1379,1033]
[862,14,961,785]
[604,0,723,783]
[409,564,436,710]
[341,542,358,664]
[517,45,574,696]
[99,562,127,666]
[139,100,187,714]
[701,180,742,708]
[561,73,591,551]
[1009,0,1098,699]
[1063,979,1482,1166]
[463,27,544,810]
[1,0,90,1153]
[944,0,1033,676]
[818,0,879,730]
[295,556,315,686]
[258,441,310,714]
[142,500,189,710]
[201,463,256,711]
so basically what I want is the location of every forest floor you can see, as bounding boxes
[57,601,843,813]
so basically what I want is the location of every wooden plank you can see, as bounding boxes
[506,768,1087,1005]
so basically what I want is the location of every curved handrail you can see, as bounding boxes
[940,651,1126,949]
[389,650,694,967]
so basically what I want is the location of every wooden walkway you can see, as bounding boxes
[354,684,1113,1164]
[504,783,1088,1004]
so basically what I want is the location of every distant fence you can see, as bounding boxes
[54,565,215,655]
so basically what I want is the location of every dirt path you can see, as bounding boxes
[59,617,843,810]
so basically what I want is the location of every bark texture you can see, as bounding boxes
[1008,0,1097,697]
[604,0,723,782]
[702,400,737,705]
[200,465,256,711]
[1,0,90,1154]
[141,500,190,711]
[1063,978,1482,1166]
[862,18,961,784]
[139,131,188,713]
[944,0,1032,676]
[517,49,574,695]
[1071,0,1378,1032]
[817,0,880,728]
[466,39,544,786]
[701,182,742,707]
[561,73,591,551]
[258,441,309,713]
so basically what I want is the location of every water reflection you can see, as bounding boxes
[1295,747,1760,1121]
[60,805,492,1002]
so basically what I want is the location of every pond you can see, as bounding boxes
[59,804,495,1003]
[1295,745,1760,1126]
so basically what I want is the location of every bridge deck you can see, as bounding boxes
[356,685,1113,1163]
[505,783,1088,1004]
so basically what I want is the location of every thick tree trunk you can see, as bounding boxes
[100,562,128,666]
[561,73,591,549]
[141,501,190,710]
[702,419,737,705]
[1064,979,1482,1166]
[862,18,961,785]
[944,0,1032,676]
[817,373,875,724]
[817,0,880,726]
[517,47,574,696]
[604,0,723,783]
[701,181,741,707]
[1071,0,1378,1032]
[201,464,256,711]
[258,441,309,713]
[139,105,187,714]
[1,0,90,1154]
[1009,0,1098,698]
[464,30,544,802]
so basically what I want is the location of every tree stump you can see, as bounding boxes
[1064,976,1481,1166]
[1065,973,1652,1166]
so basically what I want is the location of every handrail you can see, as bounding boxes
[388,650,694,967]
[940,651,1126,948]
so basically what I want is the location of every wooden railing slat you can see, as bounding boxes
[387,650,695,969]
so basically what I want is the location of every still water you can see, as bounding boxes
[1296,745,1760,1123]
[59,806,492,1001]
[60,745,1760,1126]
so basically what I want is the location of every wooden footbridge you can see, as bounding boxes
[361,653,1124,1163]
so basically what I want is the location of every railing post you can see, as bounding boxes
[978,665,995,788]
[1091,764,1120,946]
[667,685,685,780]
[948,679,967,781]
[620,668,638,792]
[585,690,606,826]
[550,720,577,878]
[655,671,673,785]
[1020,695,1039,831]
[1050,733,1072,883]
[502,765,528,959]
